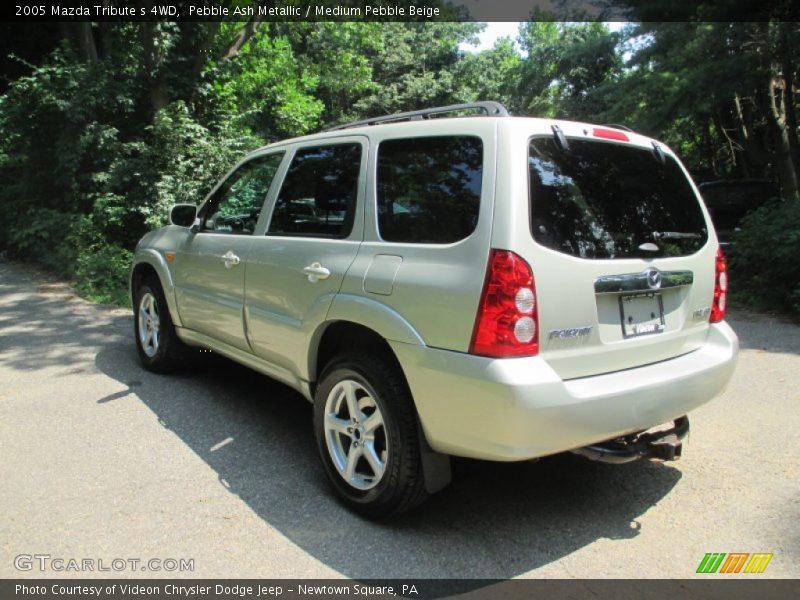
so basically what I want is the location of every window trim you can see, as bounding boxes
[373,134,485,246]
[264,137,368,241]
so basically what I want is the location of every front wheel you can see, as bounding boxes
[134,277,187,373]
[313,352,428,517]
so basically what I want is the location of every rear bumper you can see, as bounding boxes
[390,322,738,461]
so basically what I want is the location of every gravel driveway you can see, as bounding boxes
[1,260,798,579]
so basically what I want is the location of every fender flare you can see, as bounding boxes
[130,248,183,327]
[306,293,425,383]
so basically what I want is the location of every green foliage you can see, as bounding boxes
[729,200,800,312]
[74,243,134,306]
[0,42,259,302]
[1,20,798,313]
[92,101,259,247]
[209,30,324,139]
[458,36,522,111]
[3,209,82,276]
[515,22,621,120]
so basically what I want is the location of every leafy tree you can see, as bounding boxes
[458,35,522,111]
[516,22,621,120]
[349,23,482,117]
[2,17,799,310]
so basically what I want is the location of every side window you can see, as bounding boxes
[268,143,362,238]
[201,153,284,235]
[376,136,483,244]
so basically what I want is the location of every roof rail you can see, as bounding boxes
[325,101,510,132]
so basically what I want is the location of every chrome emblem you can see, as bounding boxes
[548,326,592,340]
[646,268,662,290]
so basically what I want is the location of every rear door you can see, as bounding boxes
[500,122,717,380]
[243,138,367,374]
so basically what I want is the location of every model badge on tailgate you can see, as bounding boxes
[549,326,593,340]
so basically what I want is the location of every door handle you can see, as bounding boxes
[221,250,240,269]
[303,262,331,283]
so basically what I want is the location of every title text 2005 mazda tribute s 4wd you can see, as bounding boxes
[130,102,738,516]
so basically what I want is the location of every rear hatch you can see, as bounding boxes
[516,124,717,380]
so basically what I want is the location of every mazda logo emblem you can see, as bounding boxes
[646,268,662,289]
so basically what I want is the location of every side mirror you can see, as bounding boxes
[169,204,197,228]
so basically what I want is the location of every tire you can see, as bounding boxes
[313,352,429,517]
[133,277,188,373]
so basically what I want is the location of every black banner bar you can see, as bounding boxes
[3,0,800,23]
[2,579,800,600]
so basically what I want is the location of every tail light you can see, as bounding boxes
[710,247,728,323]
[470,250,539,357]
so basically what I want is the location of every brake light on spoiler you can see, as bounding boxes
[592,127,630,142]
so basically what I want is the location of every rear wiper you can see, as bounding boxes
[653,231,702,240]
[551,124,570,152]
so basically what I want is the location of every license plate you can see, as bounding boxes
[619,292,665,338]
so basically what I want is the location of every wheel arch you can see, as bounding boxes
[130,249,182,327]
[309,314,452,495]
[308,294,425,384]
[311,321,402,390]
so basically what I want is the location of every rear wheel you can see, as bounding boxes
[134,277,187,373]
[313,352,428,517]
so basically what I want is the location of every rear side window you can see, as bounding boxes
[268,143,362,238]
[377,136,483,244]
[528,137,708,259]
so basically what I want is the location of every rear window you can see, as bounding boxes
[377,136,483,244]
[528,137,708,259]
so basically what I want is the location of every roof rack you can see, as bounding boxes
[325,101,510,132]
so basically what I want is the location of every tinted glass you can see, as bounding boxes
[377,136,483,244]
[528,138,708,258]
[268,143,362,238]
[201,153,284,235]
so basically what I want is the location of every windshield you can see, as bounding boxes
[528,137,708,259]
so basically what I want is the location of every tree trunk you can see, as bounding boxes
[184,23,221,105]
[768,75,800,201]
[219,18,262,62]
[782,58,799,175]
[58,22,98,64]
[141,21,170,116]
[77,23,98,63]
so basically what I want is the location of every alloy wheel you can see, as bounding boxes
[323,379,388,491]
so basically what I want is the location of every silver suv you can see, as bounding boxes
[131,102,738,516]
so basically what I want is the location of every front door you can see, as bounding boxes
[173,152,286,351]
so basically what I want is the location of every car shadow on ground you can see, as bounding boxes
[94,320,684,580]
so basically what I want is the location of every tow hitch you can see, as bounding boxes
[571,416,689,464]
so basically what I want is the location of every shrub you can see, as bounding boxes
[729,200,800,313]
[3,208,82,277]
[74,243,133,307]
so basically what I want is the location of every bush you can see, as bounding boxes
[3,208,82,277]
[729,200,800,313]
[74,243,133,307]
[0,48,260,306]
